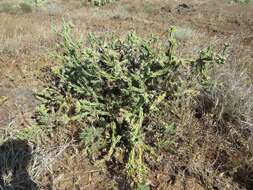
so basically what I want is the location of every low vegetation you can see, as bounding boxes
[31,21,253,189]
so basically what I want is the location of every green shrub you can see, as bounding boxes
[36,22,227,188]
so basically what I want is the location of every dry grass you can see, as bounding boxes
[166,60,253,189]
[0,14,56,55]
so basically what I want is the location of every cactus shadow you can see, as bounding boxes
[0,139,38,190]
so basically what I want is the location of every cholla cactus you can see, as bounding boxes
[36,22,226,188]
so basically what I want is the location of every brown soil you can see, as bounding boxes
[0,0,252,189]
